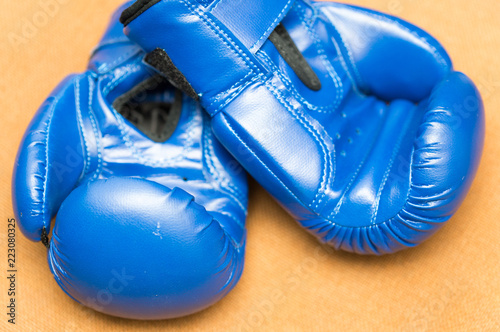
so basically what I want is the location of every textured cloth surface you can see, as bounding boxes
[0,0,499,331]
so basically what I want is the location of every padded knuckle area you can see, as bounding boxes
[408,72,484,218]
[319,2,452,101]
[50,177,243,319]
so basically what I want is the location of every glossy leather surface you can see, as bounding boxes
[124,0,484,254]
[12,2,247,320]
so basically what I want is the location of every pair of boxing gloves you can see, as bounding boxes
[12,0,484,320]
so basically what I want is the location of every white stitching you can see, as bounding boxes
[263,79,332,209]
[41,97,59,229]
[181,0,260,73]
[202,116,247,211]
[102,59,143,96]
[295,2,344,113]
[86,76,103,181]
[220,114,302,203]
[74,78,91,176]
[207,70,254,109]
[96,47,142,74]
[249,0,293,51]
[209,74,263,116]
[370,127,405,224]
[257,50,338,113]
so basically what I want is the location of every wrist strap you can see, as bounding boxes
[208,0,293,53]
[122,0,294,112]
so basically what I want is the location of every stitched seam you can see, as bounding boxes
[298,0,316,25]
[202,125,238,197]
[96,47,141,74]
[326,154,365,220]
[41,96,60,229]
[203,149,247,213]
[296,2,343,110]
[102,60,142,96]
[210,74,264,116]
[319,111,452,233]
[316,156,428,255]
[103,69,132,95]
[296,2,343,113]
[258,50,337,113]
[205,130,245,202]
[323,22,365,96]
[220,115,301,202]
[303,151,444,250]
[218,211,245,229]
[316,6,365,89]
[330,24,364,87]
[370,132,405,224]
[74,78,91,176]
[181,0,260,73]
[250,0,293,51]
[202,118,246,211]
[264,79,331,209]
[112,90,198,166]
[326,112,388,220]
[320,150,411,230]
[208,70,254,108]
[87,76,103,181]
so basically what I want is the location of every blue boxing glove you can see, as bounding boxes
[122,0,484,254]
[12,3,247,319]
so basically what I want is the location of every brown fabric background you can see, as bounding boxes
[0,0,499,331]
